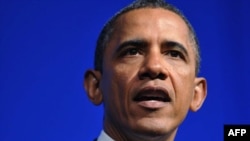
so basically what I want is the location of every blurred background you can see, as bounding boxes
[1,0,250,141]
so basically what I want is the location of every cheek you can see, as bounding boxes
[171,67,195,114]
[101,60,133,92]
[100,63,137,117]
[100,71,127,124]
[100,69,125,105]
[113,61,140,86]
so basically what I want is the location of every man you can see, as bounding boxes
[84,0,207,140]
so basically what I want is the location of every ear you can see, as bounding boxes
[190,77,207,112]
[83,70,103,105]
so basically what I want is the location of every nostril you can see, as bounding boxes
[158,73,167,80]
[139,72,150,80]
[139,71,167,80]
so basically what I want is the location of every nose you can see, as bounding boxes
[138,50,168,80]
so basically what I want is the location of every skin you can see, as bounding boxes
[84,8,207,141]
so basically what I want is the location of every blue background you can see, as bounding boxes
[1,0,250,141]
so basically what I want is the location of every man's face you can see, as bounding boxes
[97,8,206,140]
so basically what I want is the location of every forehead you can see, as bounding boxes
[109,8,192,49]
[117,8,188,30]
[110,8,191,42]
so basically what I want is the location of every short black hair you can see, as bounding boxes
[94,0,200,75]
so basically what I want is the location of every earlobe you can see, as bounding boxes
[190,77,207,112]
[83,70,103,105]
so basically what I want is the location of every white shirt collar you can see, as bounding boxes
[97,130,114,141]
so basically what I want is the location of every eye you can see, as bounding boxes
[166,50,184,59]
[123,48,140,56]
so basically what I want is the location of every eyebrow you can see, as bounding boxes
[115,39,147,53]
[115,39,189,57]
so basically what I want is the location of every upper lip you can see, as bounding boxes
[133,86,171,102]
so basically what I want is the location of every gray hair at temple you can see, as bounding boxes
[94,0,201,75]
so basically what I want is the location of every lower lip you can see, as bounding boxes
[137,100,168,109]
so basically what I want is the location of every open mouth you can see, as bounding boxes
[133,88,171,102]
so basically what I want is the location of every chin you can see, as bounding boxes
[133,118,176,137]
